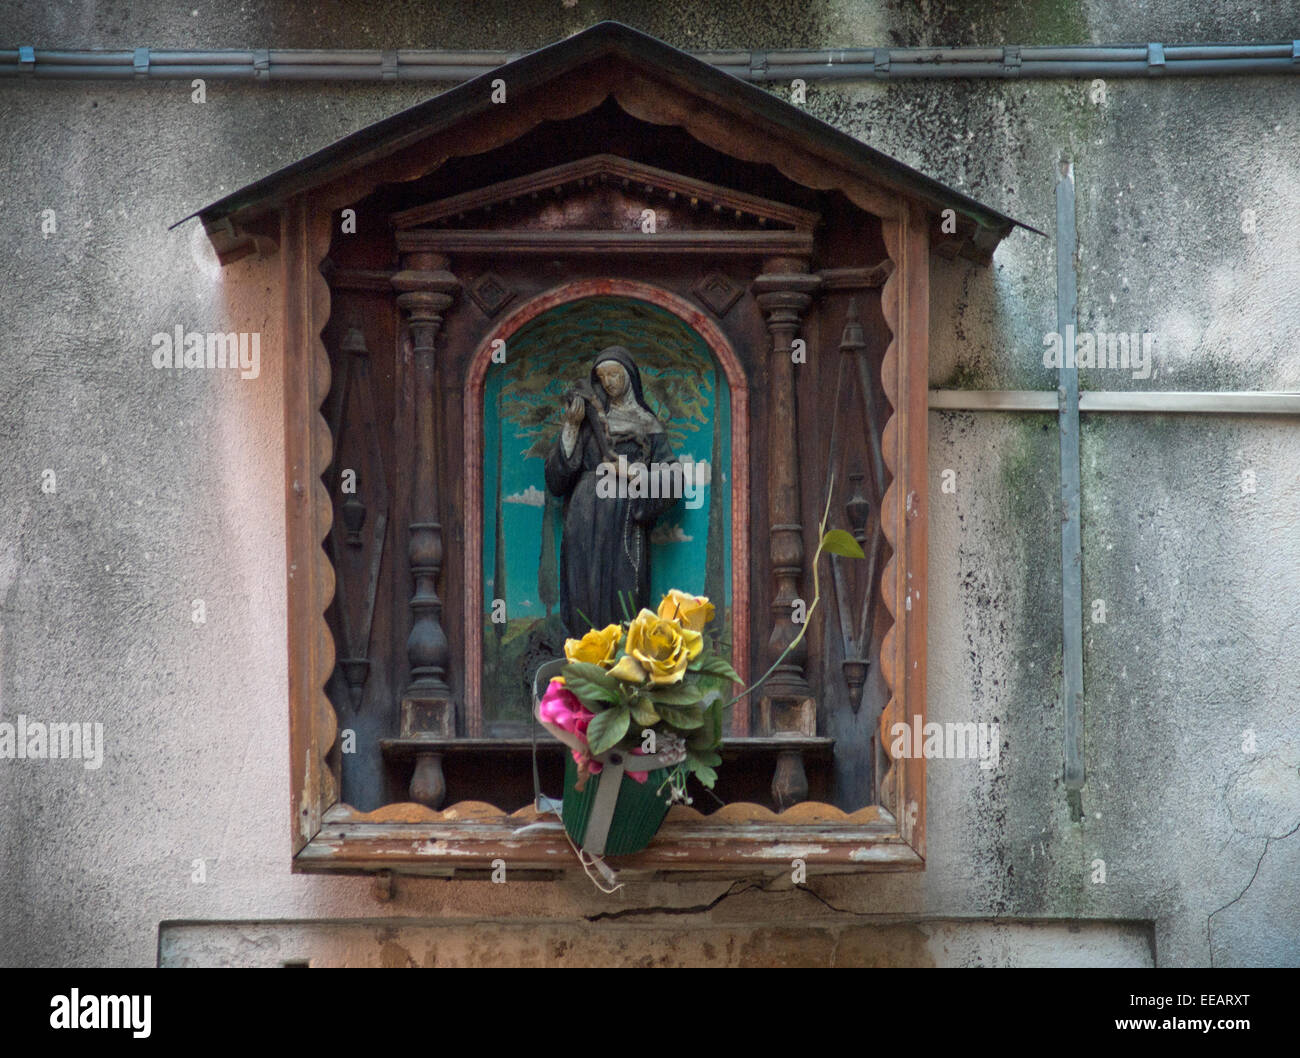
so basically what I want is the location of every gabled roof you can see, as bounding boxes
[173,21,1042,256]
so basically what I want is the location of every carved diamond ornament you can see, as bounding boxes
[468,271,516,317]
[692,271,742,318]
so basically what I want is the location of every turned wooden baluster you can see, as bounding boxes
[392,252,460,808]
[753,258,821,810]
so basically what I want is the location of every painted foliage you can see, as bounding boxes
[481,296,731,733]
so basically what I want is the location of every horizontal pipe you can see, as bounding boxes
[1,42,1296,82]
[397,50,518,65]
[1162,43,1294,59]
[929,390,1300,415]
[0,64,476,81]
[730,43,1295,64]
[28,50,135,64]
[9,65,260,79]
[267,49,403,64]
[888,47,1006,63]
[931,390,1057,411]
[1079,391,1300,414]
[1018,46,1146,61]
[755,57,1298,79]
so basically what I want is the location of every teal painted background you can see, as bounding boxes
[481,295,732,731]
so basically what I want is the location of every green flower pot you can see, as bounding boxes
[561,753,675,857]
[534,657,676,857]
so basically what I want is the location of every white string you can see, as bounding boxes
[547,799,625,894]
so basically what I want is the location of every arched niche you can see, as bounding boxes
[463,283,750,738]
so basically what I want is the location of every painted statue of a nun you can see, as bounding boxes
[544,346,681,633]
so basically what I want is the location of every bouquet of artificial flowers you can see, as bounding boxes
[535,589,740,798]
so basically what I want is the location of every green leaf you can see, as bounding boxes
[821,528,866,559]
[629,695,660,727]
[711,694,723,744]
[655,703,705,730]
[686,758,718,788]
[650,682,704,706]
[686,726,718,751]
[586,705,630,756]
[561,662,621,705]
[564,661,620,689]
[686,746,722,788]
[693,655,741,683]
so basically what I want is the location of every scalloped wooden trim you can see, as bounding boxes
[286,196,339,855]
[327,798,883,827]
[232,67,904,245]
[270,81,617,235]
[325,805,883,826]
[875,206,928,856]
[666,802,884,825]
[329,800,538,824]
[611,70,901,224]
[309,205,339,815]
[876,221,903,818]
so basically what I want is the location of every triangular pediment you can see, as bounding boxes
[390,154,819,233]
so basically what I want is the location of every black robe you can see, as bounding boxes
[544,421,680,634]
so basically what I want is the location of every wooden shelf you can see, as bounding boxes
[380,735,834,760]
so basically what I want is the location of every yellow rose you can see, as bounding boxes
[625,608,704,686]
[656,589,715,633]
[608,654,648,684]
[563,624,623,667]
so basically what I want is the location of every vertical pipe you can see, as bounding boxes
[1055,158,1086,821]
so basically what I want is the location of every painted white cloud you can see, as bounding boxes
[652,523,692,544]
[503,485,546,507]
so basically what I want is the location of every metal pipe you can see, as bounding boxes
[1080,391,1300,414]
[757,58,1298,79]
[928,390,1300,415]
[1,41,1296,81]
[1019,46,1147,61]
[1054,160,1085,820]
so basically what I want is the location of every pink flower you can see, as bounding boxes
[538,678,650,782]
[626,748,649,784]
[538,679,590,733]
[539,680,604,774]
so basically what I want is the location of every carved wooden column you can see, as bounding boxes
[753,258,821,810]
[392,252,459,808]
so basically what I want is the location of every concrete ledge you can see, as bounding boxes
[159,917,1154,968]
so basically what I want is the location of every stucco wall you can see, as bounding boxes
[1,0,1296,967]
